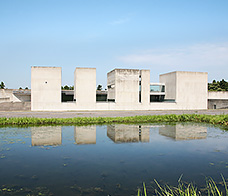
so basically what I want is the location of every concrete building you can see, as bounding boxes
[208,91,228,109]
[30,66,209,111]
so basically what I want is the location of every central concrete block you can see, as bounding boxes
[107,69,140,104]
[74,68,96,104]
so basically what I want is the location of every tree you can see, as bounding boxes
[208,79,228,91]
[97,84,102,91]
[0,81,5,89]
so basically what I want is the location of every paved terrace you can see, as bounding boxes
[0,110,228,118]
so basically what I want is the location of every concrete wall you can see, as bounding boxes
[160,71,208,109]
[31,67,208,111]
[140,70,150,104]
[0,102,31,111]
[160,72,176,100]
[208,99,228,109]
[107,70,115,100]
[0,89,30,103]
[208,91,228,99]
[31,66,61,110]
[107,69,140,104]
[74,68,96,104]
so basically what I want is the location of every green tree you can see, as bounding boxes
[208,79,228,91]
[97,84,102,91]
[0,81,5,89]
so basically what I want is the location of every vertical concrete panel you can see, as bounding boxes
[115,69,140,104]
[107,70,116,101]
[140,70,150,104]
[31,66,61,110]
[159,72,176,100]
[176,71,208,109]
[74,68,96,104]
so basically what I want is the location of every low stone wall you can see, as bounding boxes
[0,102,31,111]
[208,99,228,109]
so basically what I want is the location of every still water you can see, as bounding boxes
[0,123,228,195]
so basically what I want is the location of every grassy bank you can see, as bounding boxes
[0,114,228,127]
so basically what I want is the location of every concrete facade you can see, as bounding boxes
[31,66,61,111]
[208,91,228,109]
[107,69,140,104]
[74,68,96,104]
[160,71,208,109]
[0,89,30,103]
[30,66,209,111]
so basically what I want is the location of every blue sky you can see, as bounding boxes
[0,0,228,89]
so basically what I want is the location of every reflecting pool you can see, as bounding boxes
[0,123,228,195]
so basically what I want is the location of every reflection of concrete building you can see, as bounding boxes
[159,124,207,140]
[107,124,150,143]
[31,67,208,111]
[31,126,62,146]
[74,125,96,145]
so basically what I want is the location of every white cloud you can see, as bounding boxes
[118,43,228,70]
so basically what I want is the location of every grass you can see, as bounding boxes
[138,175,228,196]
[0,114,228,127]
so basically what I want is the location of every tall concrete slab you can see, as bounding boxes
[74,68,96,104]
[159,72,177,100]
[31,66,61,110]
[140,70,150,104]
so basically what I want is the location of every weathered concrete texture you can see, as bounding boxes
[140,70,150,104]
[0,89,30,103]
[208,99,228,109]
[107,69,141,104]
[160,71,208,109]
[31,66,61,111]
[0,102,31,111]
[0,110,228,118]
[74,68,96,104]
[208,91,228,99]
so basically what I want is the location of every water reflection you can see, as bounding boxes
[31,126,62,146]
[107,124,150,143]
[30,123,207,147]
[159,124,207,140]
[74,125,96,144]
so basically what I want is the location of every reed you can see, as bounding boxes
[0,114,228,127]
[138,175,228,196]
